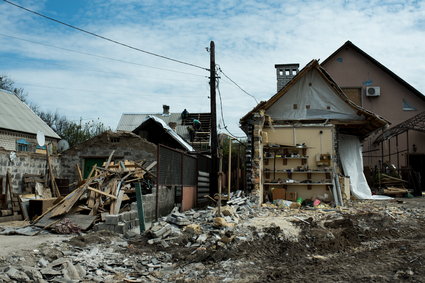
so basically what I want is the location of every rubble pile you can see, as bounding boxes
[0,196,424,282]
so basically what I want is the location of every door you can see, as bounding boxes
[83,158,106,178]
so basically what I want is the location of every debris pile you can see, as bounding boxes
[0,197,425,282]
[32,160,155,233]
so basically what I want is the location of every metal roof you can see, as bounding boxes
[0,90,60,139]
[117,113,190,140]
[144,115,194,152]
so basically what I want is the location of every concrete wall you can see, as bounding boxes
[322,47,425,168]
[142,185,176,223]
[0,149,60,194]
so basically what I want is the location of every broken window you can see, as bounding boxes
[402,99,416,111]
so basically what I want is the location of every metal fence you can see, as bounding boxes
[157,145,206,212]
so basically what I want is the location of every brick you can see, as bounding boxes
[94,223,108,231]
[115,223,127,234]
[122,212,131,221]
[101,212,109,221]
[129,210,138,220]
[105,214,119,225]
[131,202,138,210]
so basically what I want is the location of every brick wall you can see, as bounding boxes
[0,130,58,152]
[0,149,60,194]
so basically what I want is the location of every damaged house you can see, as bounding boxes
[116,105,211,152]
[321,41,425,191]
[240,60,388,205]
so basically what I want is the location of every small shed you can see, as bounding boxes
[240,60,388,205]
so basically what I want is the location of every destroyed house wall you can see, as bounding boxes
[60,133,157,182]
[0,149,60,194]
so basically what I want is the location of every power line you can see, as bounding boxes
[2,0,209,71]
[216,77,246,140]
[217,66,259,104]
[18,82,205,98]
[0,33,207,77]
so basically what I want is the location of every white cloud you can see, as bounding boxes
[0,0,424,137]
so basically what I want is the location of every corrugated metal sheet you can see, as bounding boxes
[117,113,190,140]
[146,115,194,152]
[0,90,60,139]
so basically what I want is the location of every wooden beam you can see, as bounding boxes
[87,187,117,199]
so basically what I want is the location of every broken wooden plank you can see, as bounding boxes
[75,164,83,183]
[46,147,61,197]
[87,187,117,199]
[33,170,106,224]
[112,190,125,215]
[104,150,115,170]
[145,161,157,172]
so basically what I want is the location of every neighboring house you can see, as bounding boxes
[132,115,194,152]
[321,41,425,177]
[0,90,61,193]
[240,60,387,205]
[0,89,60,152]
[116,105,211,152]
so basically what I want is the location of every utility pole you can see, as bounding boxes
[209,41,218,196]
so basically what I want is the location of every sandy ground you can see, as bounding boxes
[0,234,72,257]
[0,221,72,257]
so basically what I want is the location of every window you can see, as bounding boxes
[341,87,362,106]
[402,99,416,111]
[16,138,30,152]
[17,144,28,152]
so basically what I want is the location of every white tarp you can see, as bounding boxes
[266,69,363,121]
[339,134,391,200]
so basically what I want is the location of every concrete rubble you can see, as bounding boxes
[0,193,424,282]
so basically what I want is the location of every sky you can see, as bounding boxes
[1,0,424,138]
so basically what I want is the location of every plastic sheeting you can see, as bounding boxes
[266,69,363,121]
[339,134,391,200]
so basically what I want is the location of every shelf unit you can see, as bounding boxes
[263,144,333,192]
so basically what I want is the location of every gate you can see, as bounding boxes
[157,145,197,213]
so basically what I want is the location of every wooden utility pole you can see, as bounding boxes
[210,41,218,196]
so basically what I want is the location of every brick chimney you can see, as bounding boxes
[275,63,299,91]
[162,105,170,116]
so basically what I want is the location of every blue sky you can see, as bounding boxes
[1,0,424,137]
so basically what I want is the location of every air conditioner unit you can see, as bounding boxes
[365,86,380,97]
